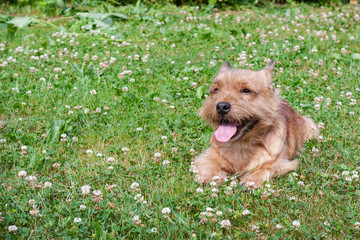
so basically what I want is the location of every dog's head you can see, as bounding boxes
[199,61,280,143]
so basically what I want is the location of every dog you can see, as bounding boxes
[193,61,319,188]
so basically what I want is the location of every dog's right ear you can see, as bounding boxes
[218,61,232,73]
[260,60,276,83]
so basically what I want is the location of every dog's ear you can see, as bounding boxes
[218,61,232,73]
[261,60,275,82]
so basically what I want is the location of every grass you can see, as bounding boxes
[1,2,360,239]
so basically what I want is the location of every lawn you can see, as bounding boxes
[1,2,360,239]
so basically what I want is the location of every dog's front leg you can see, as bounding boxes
[193,147,231,185]
[240,158,299,188]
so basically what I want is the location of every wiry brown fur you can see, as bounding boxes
[193,61,319,188]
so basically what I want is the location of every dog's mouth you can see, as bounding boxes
[215,118,259,143]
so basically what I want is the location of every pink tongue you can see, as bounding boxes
[215,123,237,142]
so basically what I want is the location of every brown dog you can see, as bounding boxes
[193,61,319,188]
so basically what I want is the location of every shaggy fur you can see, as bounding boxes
[193,61,319,188]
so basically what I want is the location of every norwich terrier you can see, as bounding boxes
[193,61,319,188]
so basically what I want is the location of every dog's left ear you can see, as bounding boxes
[261,60,275,83]
[218,61,232,73]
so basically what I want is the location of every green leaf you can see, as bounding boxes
[94,19,111,29]
[0,22,7,30]
[196,86,204,99]
[230,29,238,36]
[47,120,65,146]
[351,53,360,60]
[209,0,217,5]
[241,28,247,36]
[76,12,127,21]
[7,17,32,28]
[330,53,341,60]
[201,32,212,40]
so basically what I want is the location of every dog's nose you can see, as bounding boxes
[216,102,231,116]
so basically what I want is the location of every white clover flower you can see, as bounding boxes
[74,217,82,223]
[122,147,130,152]
[107,157,115,163]
[18,170,27,177]
[43,182,52,188]
[354,222,360,229]
[81,185,91,195]
[122,86,129,92]
[133,215,141,224]
[24,176,37,182]
[8,225,18,232]
[324,221,330,226]
[151,227,158,233]
[162,160,170,166]
[196,188,204,193]
[212,176,221,181]
[242,209,251,216]
[130,182,140,190]
[298,181,305,186]
[252,225,259,230]
[80,205,86,210]
[161,136,167,140]
[30,209,39,216]
[28,199,35,205]
[90,89,97,95]
[315,104,320,110]
[86,149,93,155]
[211,188,219,193]
[154,152,161,158]
[292,220,301,227]
[244,181,255,188]
[342,171,350,176]
[96,153,103,157]
[0,138,6,143]
[136,127,143,131]
[134,194,143,201]
[345,176,352,181]
[93,190,103,197]
[153,97,159,102]
[216,211,223,216]
[289,196,296,200]
[161,207,171,215]
[210,181,217,186]
[21,145,27,151]
[276,224,283,229]
[108,166,114,170]
[220,219,231,228]
[230,181,237,187]
[206,207,214,212]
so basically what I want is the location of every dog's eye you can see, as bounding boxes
[241,89,251,94]
[213,88,220,93]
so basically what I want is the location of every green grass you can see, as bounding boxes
[1,2,360,239]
